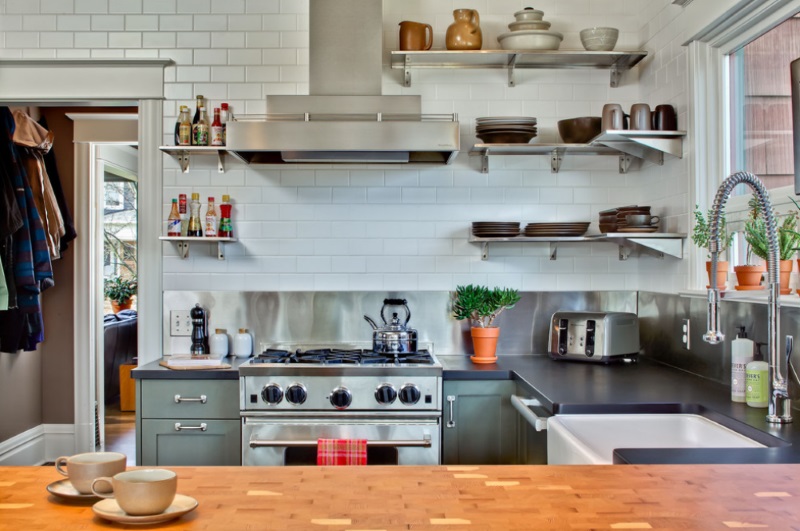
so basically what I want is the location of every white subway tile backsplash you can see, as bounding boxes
[158,14,191,31]
[40,31,72,47]
[142,0,174,14]
[212,0,243,14]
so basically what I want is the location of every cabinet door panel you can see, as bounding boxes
[442,380,517,465]
[141,380,239,419]
[141,419,241,466]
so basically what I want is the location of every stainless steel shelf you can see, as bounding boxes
[160,146,226,173]
[468,130,686,173]
[159,236,236,260]
[469,232,686,261]
[390,49,648,87]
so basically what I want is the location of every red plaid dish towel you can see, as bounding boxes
[316,438,367,466]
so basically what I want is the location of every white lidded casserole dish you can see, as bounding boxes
[497,29,563,51]
[508,20,551,31]
[513,7,544,21]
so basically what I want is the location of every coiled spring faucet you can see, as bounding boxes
[703,171,792,424]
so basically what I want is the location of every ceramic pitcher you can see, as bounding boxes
[446,9,482,50]
[399,21,433,51]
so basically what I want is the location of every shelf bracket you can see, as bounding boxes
[618,245,631,261]
[177,151,190,173]
[549,242,558,261]
[480,241,489,261]
[618,153,632,174]
[507,54,519,87]
[479,150,490,173]
[177,241,190,259]
[216,241,225,260]
[217,151,225,173]
[403,55,412,87]
[550,148,564,173]
[610,66,622,88]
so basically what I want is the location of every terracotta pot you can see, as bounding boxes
[779,259,793,295]
[470,326,499,364]
[705,260,728,289]
[111,299,133,313]
[734,264,765,290]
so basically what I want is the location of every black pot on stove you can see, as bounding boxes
[364,298,418,354]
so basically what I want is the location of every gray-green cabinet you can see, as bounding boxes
[137,379,241,466]
[442,380,520,465]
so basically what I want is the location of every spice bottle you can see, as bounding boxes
[177,105,191,146]
[205,196,218,237]
[178,193,188,237]
[218,194,233,237]
[192,106,209,146]
[167,198,181,236]
[234,328,253,358]
[211,107,224,146]
[220,102,229,145]
[187,192,203,237]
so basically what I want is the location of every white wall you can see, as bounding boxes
[1,0,697,292]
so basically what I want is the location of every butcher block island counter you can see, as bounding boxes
[3,464,800,529]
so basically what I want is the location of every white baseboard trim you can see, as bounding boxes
[0,424,75,465]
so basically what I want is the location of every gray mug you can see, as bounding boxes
[601,103,627,131]
[629,103,652,131]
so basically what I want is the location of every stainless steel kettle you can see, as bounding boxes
[364,298,418,353]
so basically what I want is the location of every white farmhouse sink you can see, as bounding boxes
[547,413,766,465]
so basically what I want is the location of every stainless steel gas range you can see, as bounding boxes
[239,346,443,466]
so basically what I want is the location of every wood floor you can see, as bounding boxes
[104,401,136,465]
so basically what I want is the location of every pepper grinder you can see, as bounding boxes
[190,303,207,355]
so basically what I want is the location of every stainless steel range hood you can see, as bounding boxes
[225,0,459,165]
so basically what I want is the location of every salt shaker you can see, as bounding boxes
[233,328,252,358]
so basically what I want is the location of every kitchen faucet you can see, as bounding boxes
[703,171,792,424]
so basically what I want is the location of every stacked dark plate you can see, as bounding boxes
[472,221,521,237]
[599,205,654,233]
[475,116,538,144]
[524,222,590,237]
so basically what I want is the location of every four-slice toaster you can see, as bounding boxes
[548,311,640,363]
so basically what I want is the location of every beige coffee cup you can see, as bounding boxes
[626,214,660,226]
[55,451,127,494]
[601,103,627,131]
[92,469,177,516]
[629,103,652,130]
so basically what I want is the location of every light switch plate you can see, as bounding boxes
[170,310,192,336]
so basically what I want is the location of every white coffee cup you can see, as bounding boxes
[55,451,127,494]
[92,469,177,516]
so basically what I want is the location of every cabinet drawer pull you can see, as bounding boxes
[174,394,207,404]
[174,422,207,431]
[446,395,455,428]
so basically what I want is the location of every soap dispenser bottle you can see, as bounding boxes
[731,326,754,403]
[745,343,769,408]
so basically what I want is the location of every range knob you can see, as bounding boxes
[374,383,397,404]
[285,383,307,405]
[329,387,352,410]
[261,383,283,405]
[399,384,421,405]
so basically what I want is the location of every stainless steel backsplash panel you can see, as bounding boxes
[163,291,637,356]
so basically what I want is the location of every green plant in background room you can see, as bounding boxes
[104,276,137,313]
[692,205,734,289]
[453,285,520,364]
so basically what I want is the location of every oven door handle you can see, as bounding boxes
[249,437,432,449]
[510,395,549,432]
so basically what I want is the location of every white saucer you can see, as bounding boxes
[92,494,198,524]
[46,479,99,500]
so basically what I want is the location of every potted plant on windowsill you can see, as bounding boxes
[692,205,734,289]
[452,284,520,364]
[104,276,137,313]
[745,198,800,294]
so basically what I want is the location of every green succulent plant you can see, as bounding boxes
[104,276,137,303]
[452,284,521,328]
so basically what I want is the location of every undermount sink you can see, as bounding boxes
[547,413,767,465]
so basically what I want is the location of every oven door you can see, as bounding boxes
[242,414,441,466]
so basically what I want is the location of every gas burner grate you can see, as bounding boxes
[252,348,434,365]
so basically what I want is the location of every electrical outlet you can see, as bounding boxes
[170,310,192,336]
[681,318,691,350]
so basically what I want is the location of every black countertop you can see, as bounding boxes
[135,353,800,464]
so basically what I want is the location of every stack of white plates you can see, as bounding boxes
[475,116,538,144]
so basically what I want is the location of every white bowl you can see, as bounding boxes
[514,7,544,21]
[508,20,551,32]
[497,30,563,51]
[579,27,619,51]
